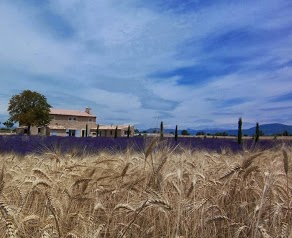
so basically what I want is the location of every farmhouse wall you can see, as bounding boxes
[50,115,96,130]
[97,125,135,137]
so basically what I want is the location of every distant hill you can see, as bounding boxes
[240,123,292,136]
[142,123,292,136]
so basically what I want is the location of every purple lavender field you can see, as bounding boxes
[0,135,286,155]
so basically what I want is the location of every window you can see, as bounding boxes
[68,117,77,121]
[68,130,76,136]
[50,116,55,121]
[88,118,92,122]
[38,128,41,134]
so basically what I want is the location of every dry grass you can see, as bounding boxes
[0,141,291,238]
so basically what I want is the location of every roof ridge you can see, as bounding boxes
[50,108,96,117]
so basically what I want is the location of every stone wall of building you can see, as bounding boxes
[31,114,97,136]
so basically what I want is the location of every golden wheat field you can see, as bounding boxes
[0,140,291,238]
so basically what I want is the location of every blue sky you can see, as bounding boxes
[0,0,292,130]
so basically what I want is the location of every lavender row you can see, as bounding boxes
[0,135,286,155]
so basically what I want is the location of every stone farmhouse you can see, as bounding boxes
[17,107,135,137]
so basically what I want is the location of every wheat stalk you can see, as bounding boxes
[144,137,159,159]
[46,192,61,238]
[219,163,241,180]
[147,198,172,210]
[281,222,288,238]
[0,165,5,196]
[91,223,105,238]
[234,225,248,238]
[242,152,263,169]
[258,225,272,238]
[114,203,135,212]
[206,215,229,223]
[32,168,52,182]
[282,150,289,175]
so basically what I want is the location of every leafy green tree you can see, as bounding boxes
[175,125,178,141]
[3,119,14,129]
[215,131,228,136]
[196,131,206,136]
[237,117,242,145]
[181,129,190,136]
[283,130,289,136]
[8,90,51,135]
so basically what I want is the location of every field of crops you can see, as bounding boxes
[0,135,287,155]
[0,136,291,237]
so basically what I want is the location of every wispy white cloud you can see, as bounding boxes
[0,0,291,129]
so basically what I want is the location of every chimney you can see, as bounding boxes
[85,107,91,114]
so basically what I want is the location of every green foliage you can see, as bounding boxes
[85,124,88,137]
[283,130,289,136]
[114,126,118,138]
[196,131,206,136]
[96,124,99,137]
[160,121,164,139]
[127,125,130,138]
[3,119,14,129]
[237,117,242,145]
[181,129,190,136]
[215,131,228,136]
[134,129,139,134]
[8,90,51,134]
[255,122,260,143]
[175,125,178,141]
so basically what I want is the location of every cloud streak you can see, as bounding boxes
[0,0,291,129]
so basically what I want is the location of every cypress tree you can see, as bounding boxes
[160,121,164,139]
[255,122,260,143]
[85,124,88,137]
[114,126,118,138]
[175,125,178,142]
[237,117,242,145]
[127,125,130,138]
[96,124,99,137]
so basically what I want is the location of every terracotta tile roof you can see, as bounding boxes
[98,125,131,130]
[50,108,96,118]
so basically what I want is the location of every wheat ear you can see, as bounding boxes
[6,217,17,238]
[144,137,159,159]
[46,192,61,238]
[0,165,5,196]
